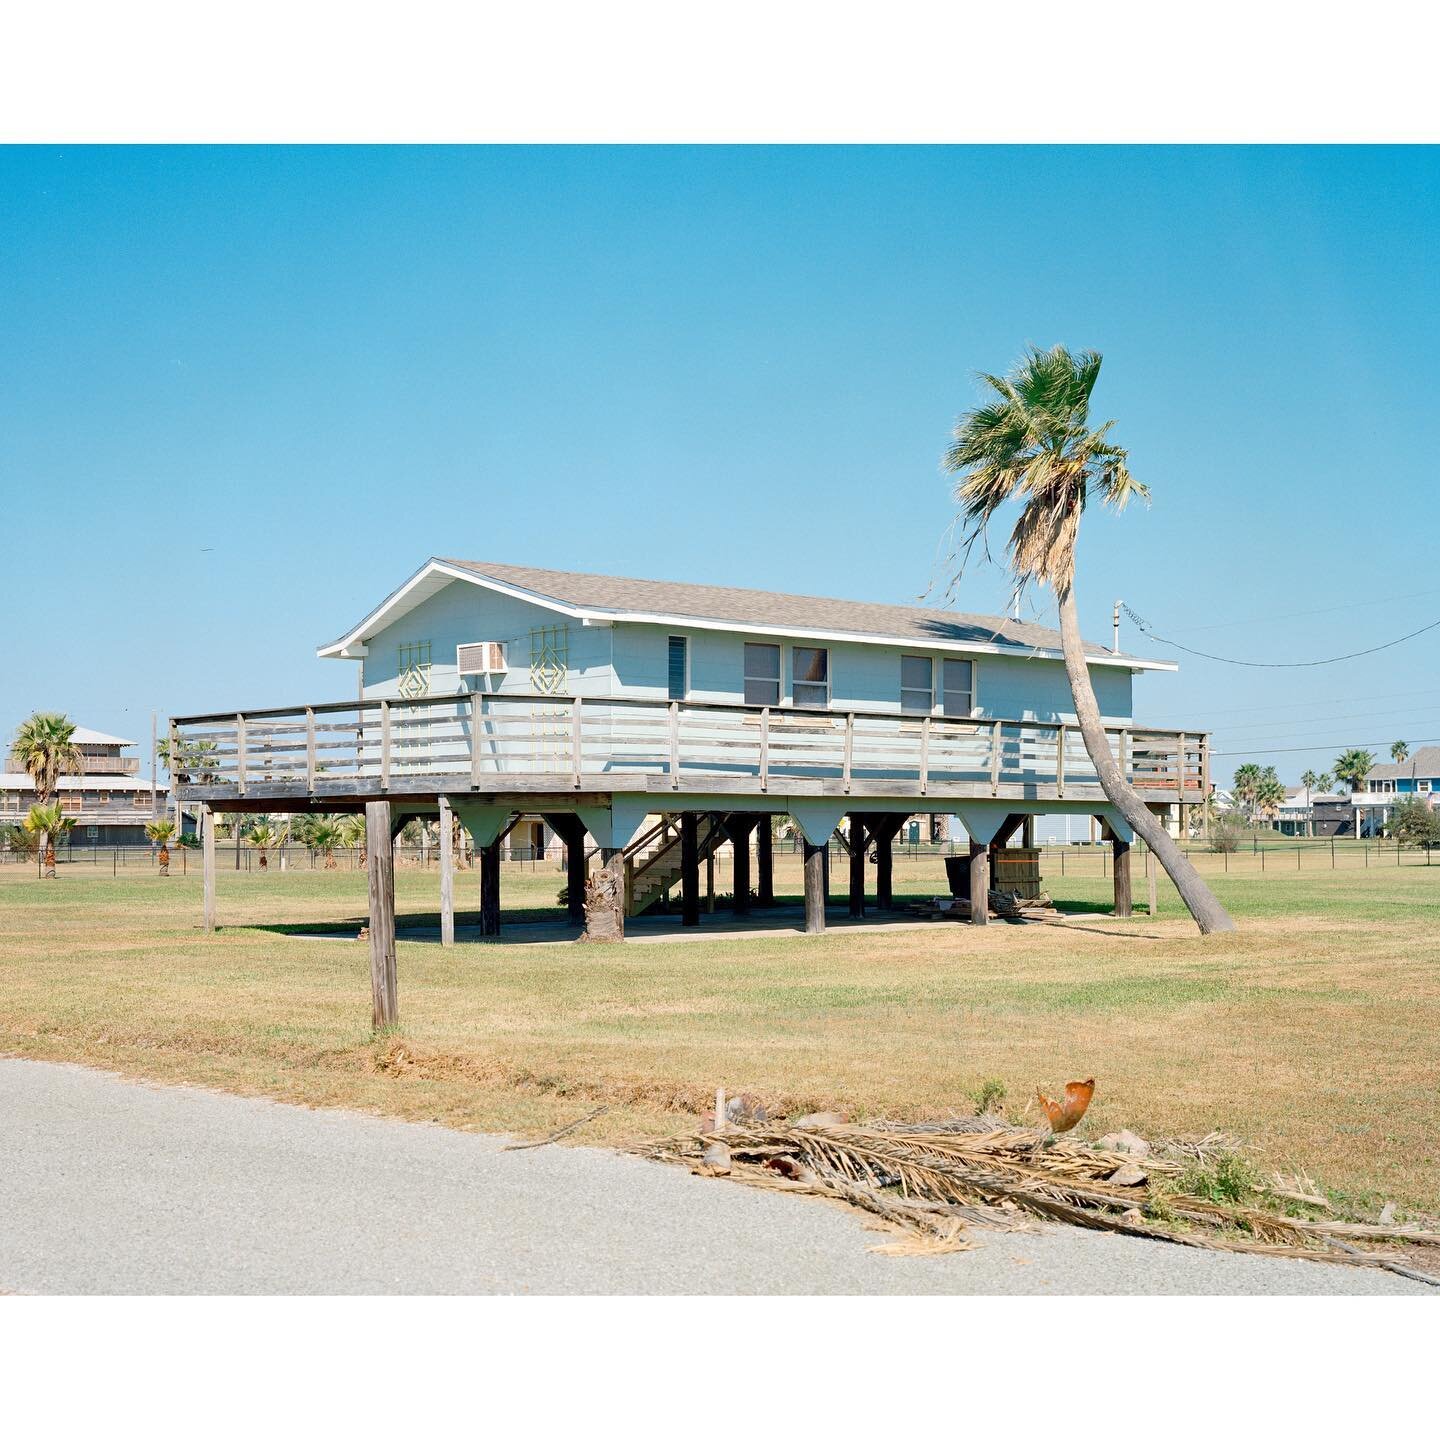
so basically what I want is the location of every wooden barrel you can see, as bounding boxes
[992,846,1042,899]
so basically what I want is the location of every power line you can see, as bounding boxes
[1154,586,1440,634]
[1211,736,1440,758]
[1124,603,1440,668]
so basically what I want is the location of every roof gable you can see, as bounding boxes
[318,557,1176,671]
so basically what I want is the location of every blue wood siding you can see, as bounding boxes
[360,580,1136,723]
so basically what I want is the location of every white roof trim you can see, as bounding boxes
[317,558,1177,673]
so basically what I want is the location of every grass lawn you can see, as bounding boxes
[2,852,1438,1216]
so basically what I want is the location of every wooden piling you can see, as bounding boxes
[848,816,866,917]
[968,840,989,926]
[365,799,398,1028]
[1113,836,1133,918]
[202,804,216,933]
[802,838,826,934]
[438,796,455,947]
[480,838,501,937]
[729,815,754,916]
[680,812,700,927]
[756,822,774,907]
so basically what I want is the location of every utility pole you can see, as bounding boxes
[1113,599,1122,653]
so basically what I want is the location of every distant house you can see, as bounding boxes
[1341,747,1440,838]
[2,726,176,847]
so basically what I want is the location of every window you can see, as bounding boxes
[941,658,974,716]
[457,641,507,676]
[667,636,688,701]
[1420,780,1433,793]
[396,640,432,699]
[743,643,781,706]
[900,655,933,714]
[792,646,829,708]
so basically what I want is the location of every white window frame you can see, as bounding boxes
[791,645,830,709]
[743,642,782,707]
[1418,780,1432,793]
[940,656,977,717]
[900,654,934,715]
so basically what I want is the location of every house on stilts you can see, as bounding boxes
[169,558,1210,1025]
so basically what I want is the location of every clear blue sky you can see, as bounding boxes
[4,145,1437,785]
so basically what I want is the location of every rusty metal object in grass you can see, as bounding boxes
[1037,1077,1095,1133]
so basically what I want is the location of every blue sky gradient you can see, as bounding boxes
[3,146,1437,783]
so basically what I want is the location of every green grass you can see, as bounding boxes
[2,853,1438,1215]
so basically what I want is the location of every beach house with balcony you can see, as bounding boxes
[171,558,1209,1025]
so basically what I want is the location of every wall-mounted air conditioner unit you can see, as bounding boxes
[457,641,508,676]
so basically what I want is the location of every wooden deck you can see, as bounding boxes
[170,693,1208,812]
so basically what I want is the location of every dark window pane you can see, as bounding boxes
[794,684,828,708]
[941,658,973,715]
[744,676,780,706]
[901,655,932,691]
[667,636,687,700]
[744,642,780,680]
[793,646,828,683]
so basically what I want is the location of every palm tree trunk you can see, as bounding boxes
[1057,584,1236,934]
[42,832,56,879]
[159,843,170,877]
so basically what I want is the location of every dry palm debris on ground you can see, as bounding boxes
[644,1098,1440,1284]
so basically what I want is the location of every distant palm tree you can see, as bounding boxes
[1255,771,1286,828]
[945,345,1233,932]
[1315,771,1334,794]
[145,818,177,876]
[338,813,367,863]
[247,820,281,870]
[1391,740,1410,763]
[23,801,74,878]
[11,712,83,803]
[309,818,343,869]
[1231,763,1263,823]
[1334,749,1376,793]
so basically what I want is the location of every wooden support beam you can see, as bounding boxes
[540,813,589,926]
[364,799,398,1029]
[438,795,455,947]
[864,814,905,910]
[848,815,866,917]
[756,821,774,907]
[202,804,216,933]
[480,838,501,937]
[968,840,989,927]
[680,811,700,927]
[729,814,756,916]
[1112,835,1133,918]
[802,838,826,934]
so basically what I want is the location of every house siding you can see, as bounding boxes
[362,585,1136,723]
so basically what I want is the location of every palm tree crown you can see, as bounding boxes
[1391,741,1410,763]
[10,712,83,804]
[1334,749,1376,793]
[945,345,1148,596]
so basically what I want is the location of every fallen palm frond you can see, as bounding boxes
[645,1119,1440,1283]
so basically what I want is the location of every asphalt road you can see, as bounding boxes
[0,1057,1426,1295]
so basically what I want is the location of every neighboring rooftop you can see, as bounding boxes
[72,727,135,748]
[319,557,1175,670]
[1366,746,1440,781]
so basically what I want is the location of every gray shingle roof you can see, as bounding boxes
[1366,746,1440,781]
[442,559,1149,664]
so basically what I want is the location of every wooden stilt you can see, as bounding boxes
[729,816,754,916]
[875,818,894,910]
[480,838,501,936]
[542,813,589,926]
[756,822,774,906]
[438,796,455,947]
[848,816,866,917]
[968,840,989,926]
[202,804,216,933]
[803,838,826,934]
[1113,835,1133,917]
[365,799,398,1028]
[680,812,700,927]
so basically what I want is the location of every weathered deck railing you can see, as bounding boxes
[169,693,1209,802]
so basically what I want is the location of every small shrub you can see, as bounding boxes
[1182,1152,1258,1206]
[1209,817,1246,854]
[972,1078,1006,1115]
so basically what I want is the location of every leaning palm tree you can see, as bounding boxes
[23,801,74,878]
[145,818,177,876]
[11,712,83,807]
[945,344,1235,933]
[1391,740,1410,764]
[1333,748,1376,793]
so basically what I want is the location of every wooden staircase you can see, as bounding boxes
[623,814,727,917]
